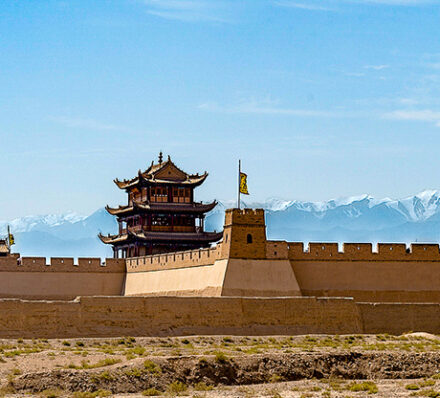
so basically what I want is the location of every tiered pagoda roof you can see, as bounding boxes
[99,230,223,245]
[100,153,222,257]
[105,200,218,216]
[114,156,208,190]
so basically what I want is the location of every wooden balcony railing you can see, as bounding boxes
[122,225,198,234]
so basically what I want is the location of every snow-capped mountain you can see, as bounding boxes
[0,212,86,234]
[3,190,440,258]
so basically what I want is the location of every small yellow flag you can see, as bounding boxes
[8,234,14,246]
[239,172,249,195]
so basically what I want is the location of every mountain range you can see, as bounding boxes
[2,190,440,258]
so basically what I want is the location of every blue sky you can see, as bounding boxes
[1,0,440,219]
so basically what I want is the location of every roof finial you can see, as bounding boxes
[158,151,163,164]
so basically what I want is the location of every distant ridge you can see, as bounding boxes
[2,190,440,258]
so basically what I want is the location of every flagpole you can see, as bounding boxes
[238,159,241,210]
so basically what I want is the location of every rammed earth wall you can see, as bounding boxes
[0,296,362,338]
[0,257,125,300]
[1,296,440,338]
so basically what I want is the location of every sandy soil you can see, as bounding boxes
[1,333,440,397]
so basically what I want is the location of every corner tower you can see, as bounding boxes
[221,208,267,259]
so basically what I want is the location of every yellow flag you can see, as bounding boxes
[239,172,249,195]
[8,234,14,246]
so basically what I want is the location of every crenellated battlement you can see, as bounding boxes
[126,244,224,272]
[224,208,265,226]
[0,256,126,273]
[265,241,440,261]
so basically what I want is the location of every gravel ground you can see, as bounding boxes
[1,333,440,397]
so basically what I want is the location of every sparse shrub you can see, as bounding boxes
[142,388,163,396]
[421,380,436,387]
[97,371,114,381]
[124,367,142,378]
[76,341,85,347]
[132,346,146,355]
[349,381,378,394]
[72,391,111,398]
[268,374,284,383]
[223,337,233,343]
[194,382,213,391]
[214,351,228,364]
[406,384,420,390]
[144,360,162,374]
[181,338,190,345]
[41,389,63,398]
[167,381,187,394]
[62,341,71,347]
[419,390,440,398]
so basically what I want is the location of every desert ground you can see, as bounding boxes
[1,333,440,397]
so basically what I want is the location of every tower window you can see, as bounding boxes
[247,234,253,244]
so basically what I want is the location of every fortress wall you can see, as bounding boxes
[0,296,363,338]
[291,259,440,302]
[221,259,302,297]
[3,295,440,338]
[126,245,223,273]
[287,242,440,261]
[283,242,440,302]
[0,257,126,272]
[123,259,228,297]
[0,257,126,300]
[266,241,289,259]
[358,303,440,335]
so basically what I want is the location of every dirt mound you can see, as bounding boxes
[11,352,440,394]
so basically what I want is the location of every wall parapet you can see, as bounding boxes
[284,242,440,261]
[0,256,126,273]
[126,244,224,272]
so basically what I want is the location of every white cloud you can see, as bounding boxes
[273,1,333,11]
[351,0,435,4]
[275,0,437,10]
[426,63,440,70]
[144,0,232,23]
[364,64,390,70]
[345,72,366,77]
[198,99,339,117]
[383,110,440,127]
[48,116,126,132]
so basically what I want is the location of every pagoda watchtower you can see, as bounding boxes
[99,153,223,258]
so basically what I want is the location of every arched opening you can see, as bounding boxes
[247,234,253,244]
